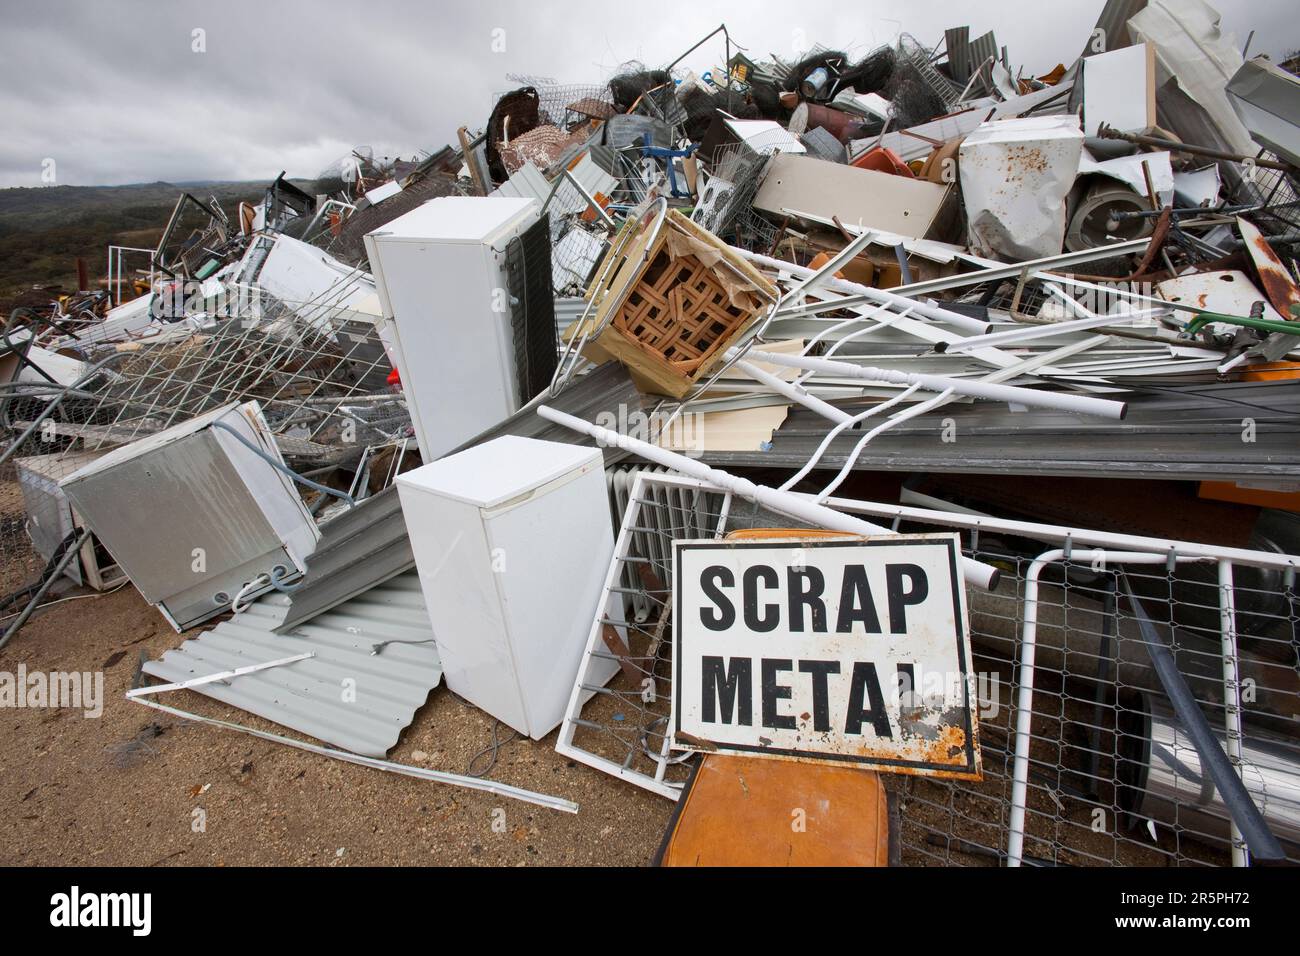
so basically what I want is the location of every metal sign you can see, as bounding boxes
[671,534,981,779]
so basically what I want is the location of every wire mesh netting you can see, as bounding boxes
[502,79,616,130]
[557,467,725,797]
[536,169,618,297]
[691,143,772,242]
[0,293,411,611]
[560,470,1300,865]
[892,536,1298,867]
[1239,152,1300,235]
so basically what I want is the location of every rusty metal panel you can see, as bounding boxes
[1238,217,1300,318]
[670,534,981,779]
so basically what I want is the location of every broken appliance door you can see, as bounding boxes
[959,115,1085,261]
[59,401,320,631]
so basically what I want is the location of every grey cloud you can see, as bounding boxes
[1,0,1295,186]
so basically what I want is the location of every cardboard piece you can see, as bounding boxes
[753,153,957,241]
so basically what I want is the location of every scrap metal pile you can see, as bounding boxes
[3,0,1300,866]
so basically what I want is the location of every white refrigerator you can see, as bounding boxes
[364,196,541,461]
[395,436,620,739]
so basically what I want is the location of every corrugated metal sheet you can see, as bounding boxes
[142,570,440,757]
[276,484,412,633]
[700,381,1300,482]
[945,26,972,82]
[1083,0,1148,58]
[490,160,550,202]
[800,125,847,164]
[967,31,999,82]
[555,295,588,341]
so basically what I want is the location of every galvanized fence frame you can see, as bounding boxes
[559,470,1300,866]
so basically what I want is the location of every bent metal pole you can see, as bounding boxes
[536,405,1000,591]
[735,349,1128,420]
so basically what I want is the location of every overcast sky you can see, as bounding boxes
[1,0,1295,188]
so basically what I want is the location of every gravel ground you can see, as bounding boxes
[0,584,674,866]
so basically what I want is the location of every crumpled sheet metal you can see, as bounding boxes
[1128,0,1256,159]
[959,115,1084,261]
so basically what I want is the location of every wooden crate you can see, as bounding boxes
[574,210,777,398]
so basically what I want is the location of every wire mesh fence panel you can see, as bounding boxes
[840,509,1300,868]
[1235,151,1300,235]
[559,471,1299,866]
[42,307,401,455]
[0,292,410,604]
[500,78,615,131]
[556,470,729,797]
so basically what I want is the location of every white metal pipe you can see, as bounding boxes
[132,695,579,813]
[1218,560,1248,867]
[799,216,1153,307]
[1008,548,1064,868]
[900,239,1152,299]
[899,334,1118,425]
[737,348,1128,419]
[739,248,992,335]
[782,302,1099,379]
[126,652,314,698]
[777,383,924,492]
[794,306,915,387]
[536,405,1001,590]
[817,388,956,500]
[798,303,892,355]
[1009,549,1212,867]
[772,303,1082,381]
[735,359,853,424]
[936,310,1159,354]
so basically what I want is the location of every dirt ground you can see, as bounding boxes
[0,553,1245,869]
[0,584,674,867]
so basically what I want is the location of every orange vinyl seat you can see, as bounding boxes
[655,753,892,866]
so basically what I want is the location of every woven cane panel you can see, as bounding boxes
[612,248,754,372]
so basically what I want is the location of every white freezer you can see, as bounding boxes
[365,196,541,461]
[395,436,620,739]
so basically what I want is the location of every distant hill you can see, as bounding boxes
[0,180,270,307]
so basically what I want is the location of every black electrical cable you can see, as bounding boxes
[465,719,521,778]
[0,528,82,614]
